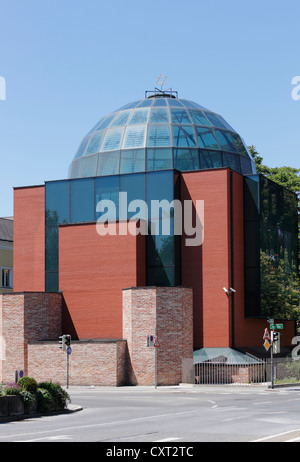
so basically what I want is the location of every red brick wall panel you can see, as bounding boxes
[59,222,146,340]
[181,169,231,348]
[13,186,45,292]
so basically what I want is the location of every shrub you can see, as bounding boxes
[20,390,35,411]
[3,383,21,396]
[38,381,70,409]
[18,376,38,393]
[35,388,54,413]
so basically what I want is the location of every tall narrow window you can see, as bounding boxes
[1,267,13,288]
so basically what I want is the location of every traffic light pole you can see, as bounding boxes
[270,328,274,389]
[67,351,69,389]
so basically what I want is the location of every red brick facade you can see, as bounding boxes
[122,287,193,386]
[13,186,45,292]
[59,222,146,339]
[0,292,62,383]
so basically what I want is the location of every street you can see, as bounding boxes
[1,385,300,443]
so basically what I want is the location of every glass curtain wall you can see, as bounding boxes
[244,175,299,319]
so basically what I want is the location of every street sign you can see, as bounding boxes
[154,336,160,348]
[263,328,270,340]
[270,324,283,330]
[67,346,72,355]
[263,339,271,351]
[147,334,155,347]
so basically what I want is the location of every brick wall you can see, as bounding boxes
[181,169,232,348]
[0,292,62,383]
[123,286,193,386]
[27,340,127,386]
[13,186,45,292]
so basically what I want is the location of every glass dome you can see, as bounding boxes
[69,95,256,179]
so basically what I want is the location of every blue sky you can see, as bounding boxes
[0,0,299,216]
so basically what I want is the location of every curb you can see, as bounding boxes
[0,403,83,423]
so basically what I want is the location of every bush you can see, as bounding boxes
[3,383,21,396]
[20,390,35,411]
[17,376,38,393]
[35,387,54,413]
[1,377,70,415]
[38,381,70,409]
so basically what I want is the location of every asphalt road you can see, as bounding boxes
[1,385,300,444]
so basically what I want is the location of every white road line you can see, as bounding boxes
[154,437,181,442]
[252,428,300,442]
[253,401,272,405]
[16,435,73,442]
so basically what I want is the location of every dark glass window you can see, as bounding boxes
[188,109,212,126]
[120,173,146,220]
[240,156,252,175]
[200,150,222,169]
[70,178,95,223]
[172,125,196,148]
[222,152,241,173]
[204,112,226,129]
[174,148,199,171]
[196,127,220,150]
[45,180,70,226]
[147,149,173,171]
[95,175,119,221]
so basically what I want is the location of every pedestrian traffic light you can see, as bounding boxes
[271,331,280,354]
[59,335,66,351]
[59,334,71,351]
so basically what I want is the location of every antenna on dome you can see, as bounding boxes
[156,74,168,91]
[145,75,178,99]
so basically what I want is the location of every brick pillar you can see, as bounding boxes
[122,287,193,386]
[0,292,62,383]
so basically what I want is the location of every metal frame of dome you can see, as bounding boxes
[69,92,257,179]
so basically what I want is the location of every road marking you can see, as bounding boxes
[286,437,300,442]
[253,401,272,405]
[223,416,245,422]
[16,435,73,442]
[252,428,300,442]
[154,437,181,442]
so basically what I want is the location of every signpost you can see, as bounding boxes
[265,321,283,389]
[147,330,160,388]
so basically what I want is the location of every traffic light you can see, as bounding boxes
[271,331,280,354]
[59,335,71,351]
